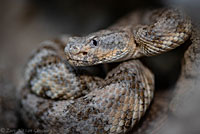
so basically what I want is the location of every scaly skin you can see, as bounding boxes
[23,40,154,133]
[22,8,192,134]
[64,8,191,66]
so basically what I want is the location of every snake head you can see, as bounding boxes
[64,30,134,66]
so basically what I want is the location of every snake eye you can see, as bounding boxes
[92,39,98,46]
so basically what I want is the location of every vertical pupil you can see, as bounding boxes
[92,40,97,46]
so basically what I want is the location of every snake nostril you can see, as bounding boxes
[68,45,79,54]
[82,52,88,55]
[72,46,78,50]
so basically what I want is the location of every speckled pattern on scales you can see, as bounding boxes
[21,8,192,134]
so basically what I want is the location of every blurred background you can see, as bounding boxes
[0,0,200,133]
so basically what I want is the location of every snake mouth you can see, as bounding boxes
[65,56,90,66]
[66,50,130,66]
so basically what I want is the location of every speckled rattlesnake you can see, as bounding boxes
[22,8,192,134]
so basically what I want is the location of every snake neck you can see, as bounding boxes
[116,33,143,62]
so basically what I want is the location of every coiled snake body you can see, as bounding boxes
[23,8,192,134]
